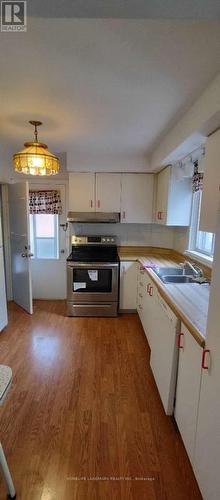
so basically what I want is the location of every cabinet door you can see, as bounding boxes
[200,129,220,233]
[121,174,154,223]
[156,165,192,226]
[141,275,156,347]
[155,167,170,224]
[69,173,95,212]
[96,173,121,212]
[119,261,138,310]
[137,266,147,323]
[174,324,202,464]
[150,294,178,414]
[193,215,220,500]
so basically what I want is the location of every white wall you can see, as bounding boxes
[70,222,175,249]
[173,226,189,254]
[150,72,220,169]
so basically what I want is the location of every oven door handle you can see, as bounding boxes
[67,262,119,269]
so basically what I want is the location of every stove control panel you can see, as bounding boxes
[71,235,116,245]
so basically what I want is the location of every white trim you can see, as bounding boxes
[184,249,213,268]
[1,185,13,300]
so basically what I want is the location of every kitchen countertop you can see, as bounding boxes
[119,248,210,347]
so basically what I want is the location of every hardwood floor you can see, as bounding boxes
[0,301,202,500]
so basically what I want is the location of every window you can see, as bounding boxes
[30,214,59,259]
[189,190,215,257]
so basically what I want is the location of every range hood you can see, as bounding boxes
[67,212,120,223]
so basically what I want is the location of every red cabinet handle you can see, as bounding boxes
[149,286,153,296]
[157,211,161,220]
[177,332,184,348]
[146,283,151,294]
[202,349,210,370]
[90,200,93,208]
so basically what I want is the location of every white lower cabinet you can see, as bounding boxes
[174,324,202,465]
[150,293,179,415]
[136,266,156,347]
[136,265,146,322]
[119,261,138,311]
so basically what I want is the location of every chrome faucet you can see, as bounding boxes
[181,260,204,277]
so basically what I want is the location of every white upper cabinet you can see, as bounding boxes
[96,173,121,212]
[155,166,192,226]
[121,174,154,223]
[69,172,154,222]
[156,166,170,223]
[69,173,95,212]
[200,130,220,233]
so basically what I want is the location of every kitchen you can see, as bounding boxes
[1,5,220,500]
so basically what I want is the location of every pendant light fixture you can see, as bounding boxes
[13,121,59,176]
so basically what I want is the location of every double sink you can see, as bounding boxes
[153,266,198,284]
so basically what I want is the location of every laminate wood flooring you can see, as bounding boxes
[0,301,202,500]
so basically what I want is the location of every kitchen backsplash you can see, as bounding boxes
[173,226,189,254]
[70,223,175,248]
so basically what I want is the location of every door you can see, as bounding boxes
[30,184,67,300]
[67,262,119,303]
[96,173,121,212]
[155,167,170,224]
[69,173,95,212]
[193,210,220,500]
[0,192,8,331]
[9,182,33,314]
[174,324,202,464]
[121,174,154,223]
[0,247,8,331]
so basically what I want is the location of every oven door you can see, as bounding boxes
[67,262,119,303]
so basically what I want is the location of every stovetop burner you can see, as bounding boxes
[67,244,119,263]
[67,236,119,263]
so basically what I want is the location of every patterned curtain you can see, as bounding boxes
[29,190,62,214]
[192,160,203,193]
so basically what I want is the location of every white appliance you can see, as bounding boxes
[0,196,8,332]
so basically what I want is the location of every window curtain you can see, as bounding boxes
[29,190,62,214]
[192,160,203,193]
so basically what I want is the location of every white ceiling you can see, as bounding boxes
[28,0,220,19]
[1,18,220,176]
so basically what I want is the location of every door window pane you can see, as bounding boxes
[36,238,56,259]
[30,214,59,259]
[35,214,55,237]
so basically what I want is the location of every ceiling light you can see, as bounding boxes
[13,121,59,176]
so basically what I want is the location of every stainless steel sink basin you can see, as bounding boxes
[153,266,194,278]
[162,275,195,284]
[153,266,196,284]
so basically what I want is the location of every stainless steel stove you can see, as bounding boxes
[66,235,119,317]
